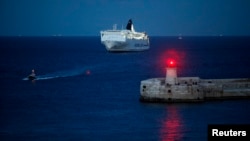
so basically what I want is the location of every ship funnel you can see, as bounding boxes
[126,19,132,30]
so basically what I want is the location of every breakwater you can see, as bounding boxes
[140,67,250,103]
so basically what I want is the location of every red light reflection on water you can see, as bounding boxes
[160,106,183,141]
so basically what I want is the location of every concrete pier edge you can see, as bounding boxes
[139,95,250,103]
[140,65,250,103]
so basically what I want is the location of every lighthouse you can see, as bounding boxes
[165,59,177,85]
[140,58,250,103]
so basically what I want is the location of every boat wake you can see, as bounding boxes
[22,62,136,81]
[22,67,92,81]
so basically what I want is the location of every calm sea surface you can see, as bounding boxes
[0,36,250,141]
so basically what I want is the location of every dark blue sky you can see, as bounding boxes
[1,0,250,36]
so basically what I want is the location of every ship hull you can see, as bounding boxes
[101,38,149,52]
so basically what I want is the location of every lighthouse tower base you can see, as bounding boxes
[165,67,177,85]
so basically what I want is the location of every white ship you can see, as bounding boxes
[100,19,150,52]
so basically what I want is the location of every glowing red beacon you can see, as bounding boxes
[167,59,176,68]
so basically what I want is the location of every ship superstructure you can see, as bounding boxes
[100,19,149,52]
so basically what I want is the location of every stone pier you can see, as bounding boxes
[140,65,250,103]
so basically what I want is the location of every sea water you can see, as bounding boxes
[0,36,250,141]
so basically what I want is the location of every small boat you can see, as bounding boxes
[28,75,36,80]
[28,69,36,80]
[178,34,183,40]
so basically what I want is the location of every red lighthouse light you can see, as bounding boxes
[170,61,174,65]
[167,59,176,68]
